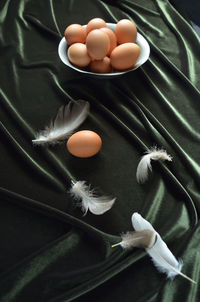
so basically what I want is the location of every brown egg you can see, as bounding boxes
[86,29,110,60]
[64,24,86,45]
[68,43,91,67]
[110,43,140,71]
[89,56,112,73]
[86,18,107,34]
[115,19,137,44]
[100,27,117,56]
[67,130,102,158]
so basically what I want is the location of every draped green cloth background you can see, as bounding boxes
[1,0,200,301]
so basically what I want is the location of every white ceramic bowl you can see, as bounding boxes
[58,23,150,78]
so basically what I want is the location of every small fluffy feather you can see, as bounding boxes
[69,181,116,215]
[136,147,172,183]
[115,230,156,249]
[32,100,90,145]
[131,213,196,283]
[119,232,143,249]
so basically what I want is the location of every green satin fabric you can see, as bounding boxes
[0,0,200,301]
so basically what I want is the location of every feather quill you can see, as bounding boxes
[32,100,90,145]
[131,212,196,284]
[136,147,172,183]
[111,229,156,249]
[69,180,116,215]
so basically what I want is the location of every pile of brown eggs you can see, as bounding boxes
[64,18,140,73]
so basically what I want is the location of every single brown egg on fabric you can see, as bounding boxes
[64,24,86,45]
[115,19,137,44]
[86,18,107,34]
[67,130,102,158]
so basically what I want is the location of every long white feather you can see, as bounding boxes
[32,100,90,145]
[136,147,172,183]
[69,181,116,215]
[131,213,196,284]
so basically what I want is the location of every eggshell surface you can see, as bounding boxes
[67,130,102,158]
[86,29,110,60]
[100,27,117,55]
[64,24,86,45]
[115,19,137,44]
[89,57,112,73]
[67,43,91,67]
[110,43,140,71]
[86,18,107,34]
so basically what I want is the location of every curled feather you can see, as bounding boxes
[136,147,172,183]
[69,181,116,215]
[131,212,196,284]
[32,100,90,145]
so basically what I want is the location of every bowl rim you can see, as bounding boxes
[58,22,150,77]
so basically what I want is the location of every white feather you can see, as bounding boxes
[131,213,196,283]
[32,100,90,145]
[69,181,116,215]
[136,147,172,183]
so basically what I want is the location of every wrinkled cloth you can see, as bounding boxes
[0,0,200,301]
